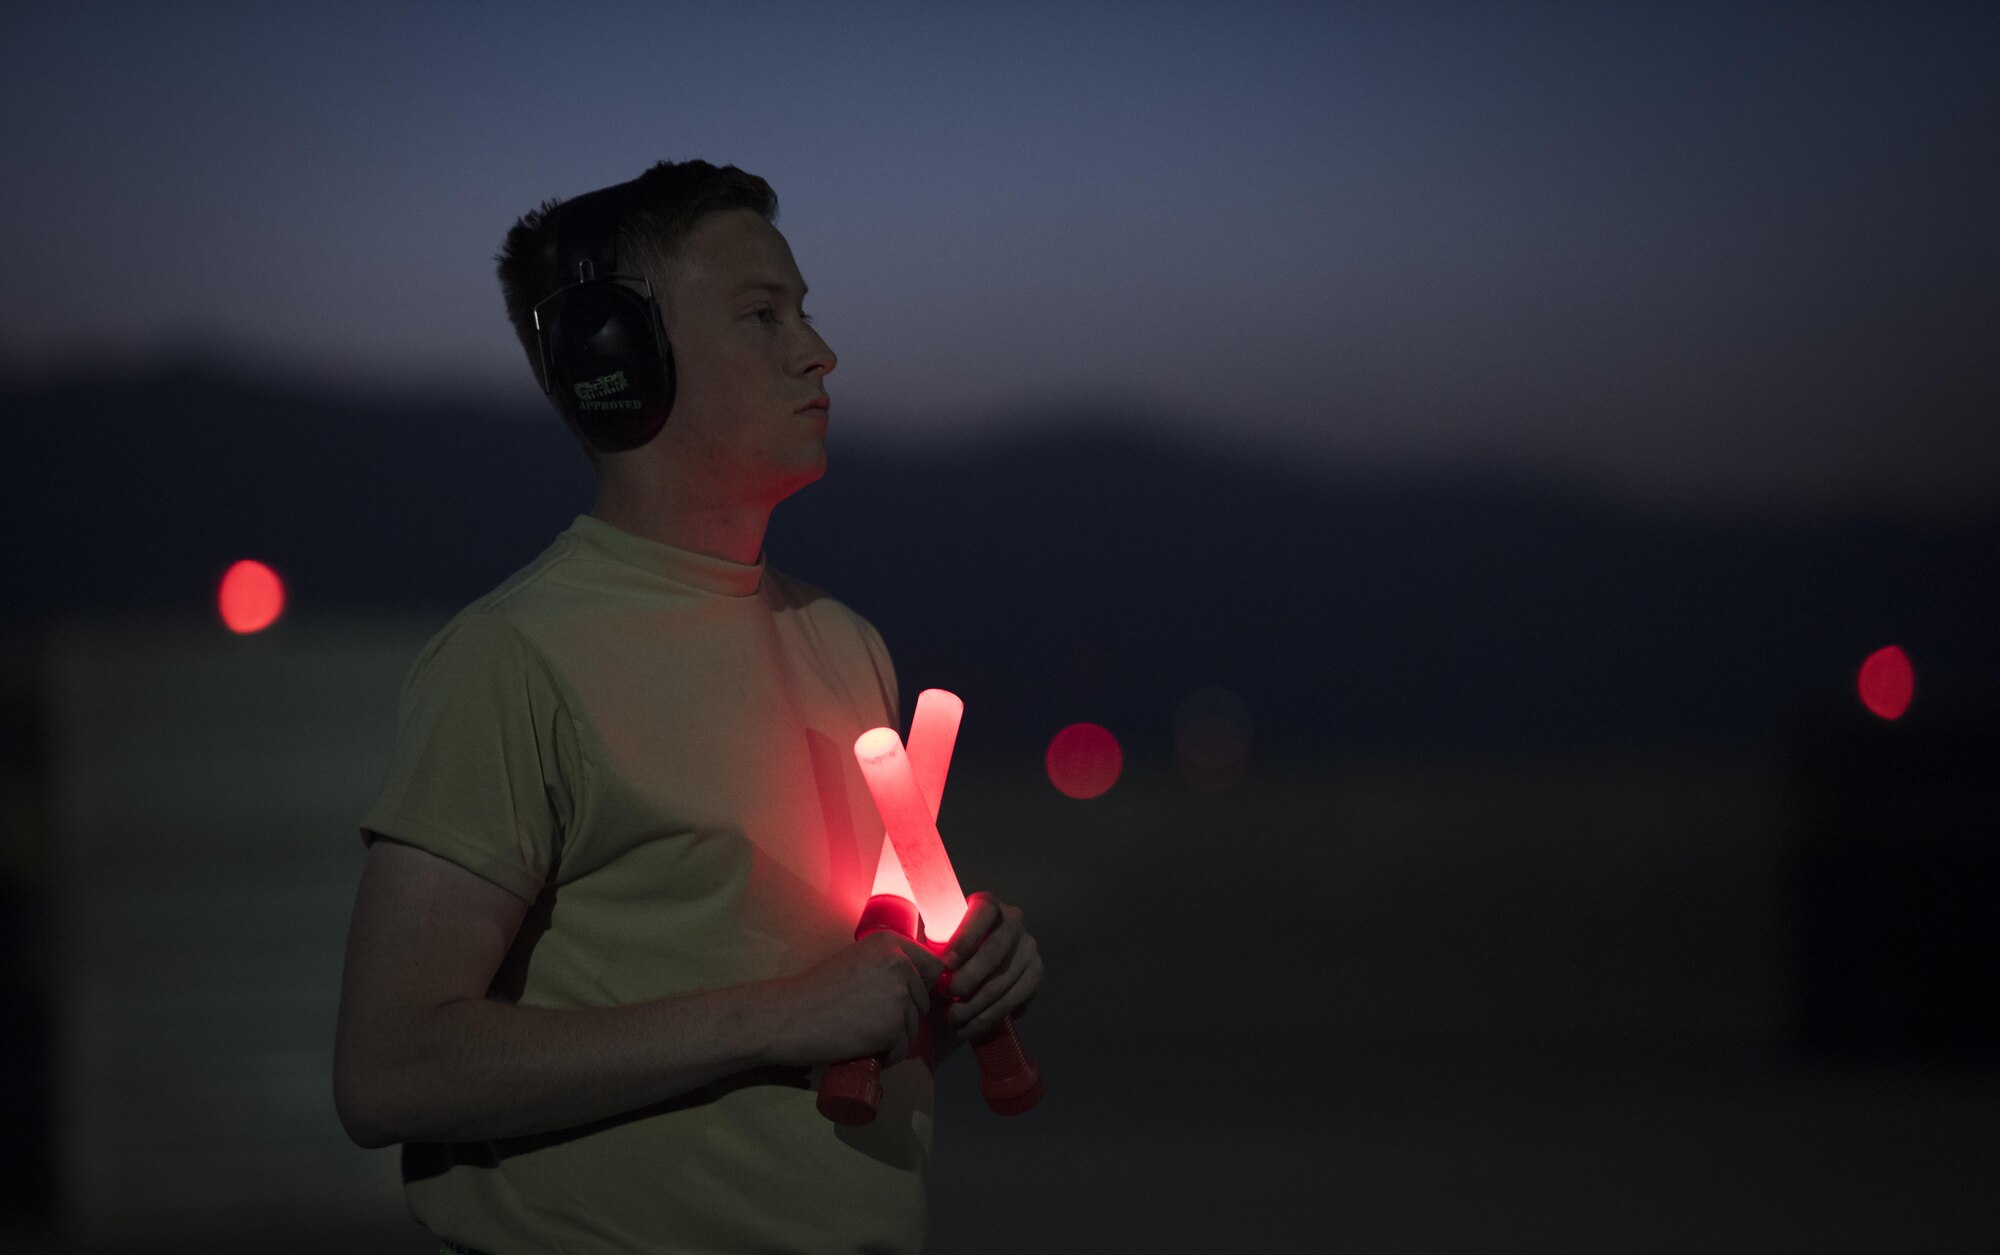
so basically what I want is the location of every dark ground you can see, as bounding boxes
[7,750,1996,1253]
[7,1047,1996,1253]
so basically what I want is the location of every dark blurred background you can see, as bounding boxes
[4,3,1998,1252]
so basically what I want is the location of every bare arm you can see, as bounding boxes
[332,837,941,1149]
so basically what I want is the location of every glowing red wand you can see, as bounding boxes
[857,698,1044,1116]
[817,688,963,1125]
[817,691,1043,1124]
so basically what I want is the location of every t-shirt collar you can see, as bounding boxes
[565,514,765,598]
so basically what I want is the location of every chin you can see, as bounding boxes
[771,446,829,501]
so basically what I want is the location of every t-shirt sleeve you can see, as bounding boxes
[358,611,578,904]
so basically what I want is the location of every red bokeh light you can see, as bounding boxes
[1857,645,1914,721]
[218,559,285,634]
[1045,723,1122,799]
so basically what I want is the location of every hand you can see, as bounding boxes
[936,892,1042,1040]
[766,931,946,1068]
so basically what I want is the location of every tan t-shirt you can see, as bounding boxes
[359,513,931,1255]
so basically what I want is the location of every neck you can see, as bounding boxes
[589,462,774,567]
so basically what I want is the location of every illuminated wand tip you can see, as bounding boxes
[855,726,904,763]
[916,688,964,717]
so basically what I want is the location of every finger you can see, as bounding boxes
[951,935,1038,1029]
[962,948,1042,1038]
[949,921,1020,1002]
[900,954,932,1015]
[951,904,1023,994]
[950,950,1022,1028]
[900,939,946,992]
[940,894,1000,968]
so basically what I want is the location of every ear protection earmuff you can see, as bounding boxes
[531,181,677,453]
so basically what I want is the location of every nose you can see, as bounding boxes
[797,323,836,378]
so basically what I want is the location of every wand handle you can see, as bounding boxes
[817,894,922,1126]
[934,950,1043,1115]
[970,1011,1043,1115]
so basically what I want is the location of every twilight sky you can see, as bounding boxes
[5,2,1996,516]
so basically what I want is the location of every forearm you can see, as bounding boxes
[354,981,784,1147]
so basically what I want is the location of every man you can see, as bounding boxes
[333,159,1042,1254]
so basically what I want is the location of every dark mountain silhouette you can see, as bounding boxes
[7,361,1997,756]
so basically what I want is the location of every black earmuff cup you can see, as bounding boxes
[537,277,676,453]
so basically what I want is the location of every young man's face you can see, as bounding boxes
[647,207,837,504]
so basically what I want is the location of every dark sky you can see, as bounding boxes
[5,2,1997,517]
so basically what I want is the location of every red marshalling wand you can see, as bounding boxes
[817,690,1044,1125]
